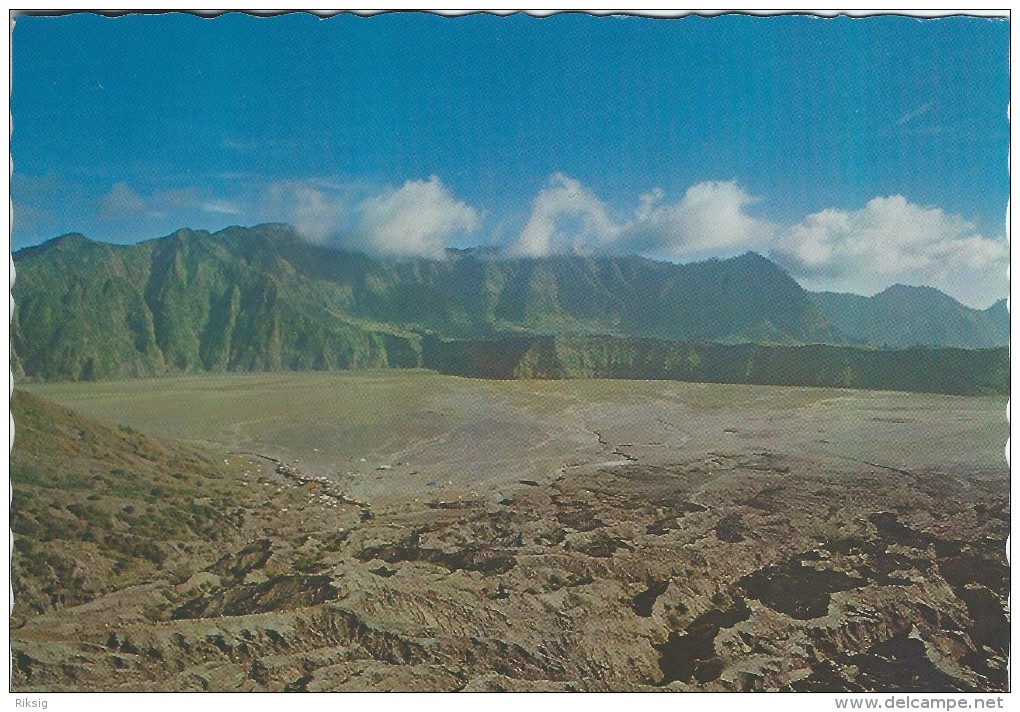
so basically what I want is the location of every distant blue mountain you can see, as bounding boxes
[811,285,1007,349]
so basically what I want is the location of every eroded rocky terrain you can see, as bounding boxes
[11,444,1007,689]
[11,401,1009,692]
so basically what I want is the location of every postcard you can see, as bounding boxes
[8,11,1010,698]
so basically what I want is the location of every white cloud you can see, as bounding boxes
[771,195,1007,308]
[344,176,481,259]
[511,173,623,257]
[623,180,777,260]
[510,175,1005,307]
[509,175,774,262]
[98,181,147,221]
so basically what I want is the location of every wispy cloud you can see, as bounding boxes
[98,181,147,220]
[12,201,56,233]
[98,182,244,223]
[11,173,76,233]
[897,101,933,126]
[198,198,242,215]
[262,180,348,242]
[880,102,948,138]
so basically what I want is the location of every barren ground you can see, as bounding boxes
[13,373,1009,691]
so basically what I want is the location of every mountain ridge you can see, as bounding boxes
[810,285,1008,349]
[10,224,1008,382]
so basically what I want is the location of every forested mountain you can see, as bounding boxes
[811,286,1008,349]
[11,224,831,380]
[10,224,1008,385]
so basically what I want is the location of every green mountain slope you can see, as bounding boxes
[811,285,1008,349]
[12,226,423,380]
[11,224,1006,383]
[12,224,837,381]
[11,390,248,623]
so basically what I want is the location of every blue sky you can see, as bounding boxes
[10,12,1009,306]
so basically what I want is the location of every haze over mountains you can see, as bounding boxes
[10,224,1008,384]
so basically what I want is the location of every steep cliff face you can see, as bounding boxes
[423,335,1008,396]
[12,227,425,380]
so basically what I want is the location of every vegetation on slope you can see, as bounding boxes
[811,286,1007,349]
[11,225,1007,388]
[10,391,249,625]
[423,335,1009,396]
[12,225,839,380]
